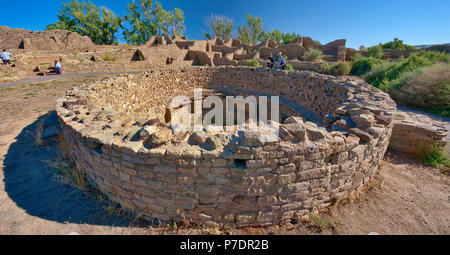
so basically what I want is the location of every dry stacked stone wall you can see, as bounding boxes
[56,66,396,227]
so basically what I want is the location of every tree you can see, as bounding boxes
[47,0,122,45]
[265,30,283,42]
[238,14,265,44]
[123,0,162,45]
[123,0,185,45]
[381,38,414,50]
[263,30,302,44]
[166,8,185,37]
[281,32,300,44]
[204,15,233,40]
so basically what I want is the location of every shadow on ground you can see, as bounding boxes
[3,112,135,226]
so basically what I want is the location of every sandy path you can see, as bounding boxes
[0,71,146,89]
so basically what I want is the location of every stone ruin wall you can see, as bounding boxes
[0,26,94,51]
[132,35,356,68]
[56,66,396,227]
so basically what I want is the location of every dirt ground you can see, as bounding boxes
[0,75,448,235]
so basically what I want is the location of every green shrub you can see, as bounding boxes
[364,61,402,90]
[411,50,449,63]
[367,45,384,59]
[320,62,351,76]
[358,50,450,116]
[303,48,323,62]
[391,63,450,116]
[364,50,450,91]
[381,38,414,50]
[419,141,450,168]
[286,63,294,71]
[350,54,384,76]
[101,54,116,61]
[247,59,262,67]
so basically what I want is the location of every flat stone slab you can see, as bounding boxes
[390,107,449,155]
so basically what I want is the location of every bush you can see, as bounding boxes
[350,54,384,76]
[419,141,450,168]
[101,54,116,61]
[364,50,450,91]
[381,38,414,50]
[303,48,323,62]
[286,63,294,71]
[352,49,450,116]
[320,62,351,76]
[364,61,402,90]
[367,45,384,59]
[411,50,449,63]
[391,63,450,116]
[246,59,262,67]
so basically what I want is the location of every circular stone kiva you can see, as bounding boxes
[56,66,396,227]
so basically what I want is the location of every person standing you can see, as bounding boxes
[1,49,12,66]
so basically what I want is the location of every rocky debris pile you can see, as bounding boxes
[322,79,397,144]
[0,26,94,51]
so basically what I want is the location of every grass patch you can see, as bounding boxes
[320,62,351,76]
[101,53,117,62]
[390,63,449,116]
[2,73,15,78]
[364,51,449,91]
[55,163,88,191]
[311,215,343,232]
[350,50,450,117]
[419,141,450,169]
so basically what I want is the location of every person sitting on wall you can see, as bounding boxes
[267,53,275,68]
[277,52,287,70]
[1,49,12,66]
[54,60,62,74]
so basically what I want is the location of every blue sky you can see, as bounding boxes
[1,0,449,48]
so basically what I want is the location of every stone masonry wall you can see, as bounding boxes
[56,66,396,227]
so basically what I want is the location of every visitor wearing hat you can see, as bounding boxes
[277,52,287,70]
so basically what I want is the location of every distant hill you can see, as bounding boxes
[414,43,450,49]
